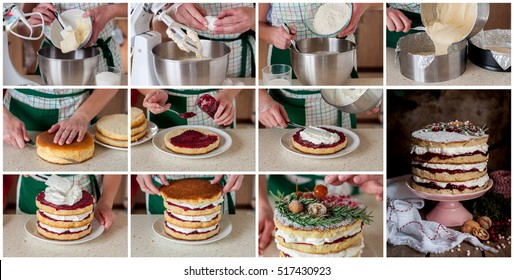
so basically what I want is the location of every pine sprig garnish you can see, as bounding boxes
[422,120,488,136]
[274,192,373,228]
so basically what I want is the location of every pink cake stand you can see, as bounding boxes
[406,179,493,227]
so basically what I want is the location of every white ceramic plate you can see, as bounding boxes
[152,216,232,245]
[280,125,360,159]
[131,121,158,147]
[88,124,128,151]
[25,217,104,245]
[152,125,232,159]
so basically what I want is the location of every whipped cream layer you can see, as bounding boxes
[167,210,220,222]
[276,222,361,246]
[39,210,92,222]
[412,161,488,171]
[412,130,482,143]
[44,175,83,206]
[300,126,340,145]
[413,174,489,188]
[167,196,223,209]
[277,238,364,257]
[411,144,488,156]
[38,222,90,234]
[165,222,218,234]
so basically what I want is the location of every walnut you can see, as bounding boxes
[307,203,327,217]
[463,220,481,229]
[460,225,474,234]
[477,216,492,230]
[288,200,304,214]
[472,227,490,241]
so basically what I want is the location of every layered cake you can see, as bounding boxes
[292,126,347,155]
[410,120,490,194]
[274,185,371,257]
[164,128,220,155]
[36,131,94,164]
[36,175,95,240]
[160,179,224,240]
[95,113,128,148]
[131,107,147,142]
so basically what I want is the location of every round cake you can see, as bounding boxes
[164,128,220,155]
[292,126,347,155]
[274,186,371,257]
[160,178,223,241]
[35,175,95,241]
[410,120,490,194]
[36,131,94,164]
[131,107,147,142]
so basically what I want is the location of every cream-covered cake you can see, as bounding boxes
[35,175,95,240]
[292,126,348,155]
[410,120,490,194]
[274,185,371,257]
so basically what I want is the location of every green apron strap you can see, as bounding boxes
[350,114,357,129]
[225,192,236,214]
[94,37,115,68]
[268,89,307,127]
[149,94,188,128]
[16,89,88,98]
[386,10,423,48]
[199,30,256,77]
[90,175,101,202]
[8,98,59,131]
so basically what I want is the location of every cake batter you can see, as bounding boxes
[425,3,477,55]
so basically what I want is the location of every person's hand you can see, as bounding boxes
[48,112,89,145]
[136,174,168,195]
[95,201,116,231]
[28,3,57,26]
[325,174,383,201]
[258,201,274,255]
[3,109,30,149]
[213,92,236,126]
[211,175,243,194]
[171,3,208,31]
[82,5,114,47]
[212,7,255,35]
[386,8,412,33]
[258,94,290,128]
[142,90,170,114]
[270,25,296,50]
[337,3,369,37]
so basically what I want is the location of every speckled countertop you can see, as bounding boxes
[259,78,383,86]
[3,131,128,172]
[259,128,383,172]
[131,128,255,172]
[131,210,256,257]
[3,211,128,257]
[262,194,383,257]
[386,48,511,86]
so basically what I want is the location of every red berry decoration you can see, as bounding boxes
[432,127,439,132]
[313,185,328,199]
[295,191,303,199]
[303,192,314,199]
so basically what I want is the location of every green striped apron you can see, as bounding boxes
[267,175,360,197]
[5,89,89,131]
[149,89,234,129]
[146,176,235,215]
[268,89,354,128]
[17,175,98,214]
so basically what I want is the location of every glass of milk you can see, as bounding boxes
[95,66,122,86]
[262,64,292,86]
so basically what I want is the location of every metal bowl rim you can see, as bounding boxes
[37,47,101,62]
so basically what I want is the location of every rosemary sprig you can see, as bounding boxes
[274,192,373,228]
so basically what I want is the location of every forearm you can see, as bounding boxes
[258,23,276,45]
[218,89,242,100]
[97,175,123,208]
[258,176,271,208]
[109,3,128,18]
[74,90,117,122]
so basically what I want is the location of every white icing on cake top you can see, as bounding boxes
[411,144,488,155]
[412,161,488,171]
[275,221,361,246]
[413,174,489,188]
[412,130,483,143]
[276,238,364,257]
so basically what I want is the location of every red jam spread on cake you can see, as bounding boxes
[165,223,219,235]
[166,211,219,222]
[167,201,218,211]
[169,130,219,148]
[36,190,93,210]
[293,127,346,148]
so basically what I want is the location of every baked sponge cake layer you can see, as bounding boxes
[36,131,94,164]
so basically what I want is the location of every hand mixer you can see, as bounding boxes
[130,3,201,86]
[3,3,44,85]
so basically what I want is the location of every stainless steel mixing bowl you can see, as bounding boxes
[38,46,100,85]
[290,38,356,85]
[152,40,230,86]
[321,89,383,114]
[421,3,489,40]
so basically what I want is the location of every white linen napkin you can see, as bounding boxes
[387,175,498,254]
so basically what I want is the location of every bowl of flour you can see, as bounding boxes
[302,3,353,37]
